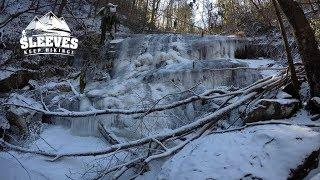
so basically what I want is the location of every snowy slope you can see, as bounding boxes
[147,124,320,180]
[0,125,126,180]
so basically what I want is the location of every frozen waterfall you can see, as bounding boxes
[69,34,275,137]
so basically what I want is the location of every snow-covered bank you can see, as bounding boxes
[1,119,318,180]
[0,125,120,179]
[141,124,320,180]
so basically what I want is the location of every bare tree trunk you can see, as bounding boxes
[150,0,160,30]
[93,0,101,15]
[144,0,149,29]
[150,0,157,27]
[271,0,300,99]
[249,0,272,27]
[57,0,68,17]
[277,0,320,98]
[131,0,136,15]
[145,0,149,14]
[166,0,173,31]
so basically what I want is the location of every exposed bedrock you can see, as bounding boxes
[245,98,300,123]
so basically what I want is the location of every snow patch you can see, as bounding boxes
[154,125,320,180]
[0,125,125,179]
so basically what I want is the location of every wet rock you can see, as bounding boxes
[288,149,320,180]
[0,69,38,93]
[21,59,40,70]
[0,113,10,139]
[41,82,71,92]
[308,97,320,114]
[311,97,320,108]
[0,50,12,66]
[5,106,42,134]
[190,37,247,60]
[245,98,300,123]
[58,97,80,112]
[4,94,43,135]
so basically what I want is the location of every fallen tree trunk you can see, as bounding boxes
[1,75,287,161]
[1,73,296,179]
[4,76,276,117]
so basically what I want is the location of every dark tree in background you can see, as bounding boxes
[277,0,320,98]
[57,0,68,17]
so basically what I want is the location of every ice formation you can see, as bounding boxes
[68,34,279,137]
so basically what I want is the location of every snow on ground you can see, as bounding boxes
[235,59,283,77]
[0,33,309,179]
[110,39,124,44]
[309,173,320,180]
[1,116,319,179]
[140,124,320,180]
[0,125,125,180]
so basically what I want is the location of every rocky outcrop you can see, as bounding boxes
[245,98,300,123]
[29,80,71,92]
[5,106,42,135]
[288,149,320,180]
[309,97,320,114]
[0,112,10,140]
[0,69,38,93]
[4,94,43,135]
[0,50,12,66]
[311,97,320,108]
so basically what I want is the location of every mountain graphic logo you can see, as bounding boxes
[25,11,71,36]
[20,11,78,56]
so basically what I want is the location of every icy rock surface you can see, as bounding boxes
[69,34,280,137]
[151,125,320,180]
